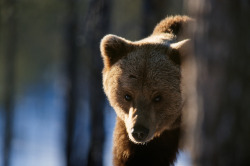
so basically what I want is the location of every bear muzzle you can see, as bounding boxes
[131,125,149,142]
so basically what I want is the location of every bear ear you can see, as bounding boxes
[153,16,194,37]
[168,39,191,65]
[100,34,133,69]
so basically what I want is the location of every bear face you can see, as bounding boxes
[101,34,190,144]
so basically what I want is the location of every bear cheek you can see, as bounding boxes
[153,107,174,133]
[108,91,130,121]
[157,112,180,133]
[114,107,127,122]
[109,95,127,120]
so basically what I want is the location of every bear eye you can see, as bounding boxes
[124,94,132,101]
[153,95,161,102]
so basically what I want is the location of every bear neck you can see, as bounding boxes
[113,117,180,166]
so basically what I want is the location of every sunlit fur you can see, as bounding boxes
[101,15,193,166]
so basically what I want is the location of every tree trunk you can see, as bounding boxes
[186,0,250,165]
[85,0,110,166]
[64,0,79,165]
[2,0,18,166]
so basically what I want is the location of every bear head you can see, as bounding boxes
[100,30,190,144]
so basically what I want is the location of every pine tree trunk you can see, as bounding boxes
[85,0,110,166]
[64,0,79,165]
[2,0,17,166]
[186,0,250,165]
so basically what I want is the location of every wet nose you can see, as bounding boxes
[131,125,149,142]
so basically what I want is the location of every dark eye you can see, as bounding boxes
[125,94,132,101]
[153,95,161,102]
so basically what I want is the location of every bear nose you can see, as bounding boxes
[131,125,149,142]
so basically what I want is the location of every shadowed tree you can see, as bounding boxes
[64,0,79,165]
[84,0,111,166]
[186,0,250,165]
[2,0,18,166]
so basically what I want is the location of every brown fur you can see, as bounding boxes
[113,118,180,166]
[100,15,193,166]
[153,15,193,38]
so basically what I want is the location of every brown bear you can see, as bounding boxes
[100,15,193,166]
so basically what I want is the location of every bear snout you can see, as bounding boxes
[131,125,149,142]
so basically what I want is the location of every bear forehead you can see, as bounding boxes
[113,47,181,90]
[120,46,179,75]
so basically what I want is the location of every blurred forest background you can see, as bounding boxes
[0,0,186,166]
[1,0,250,166]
